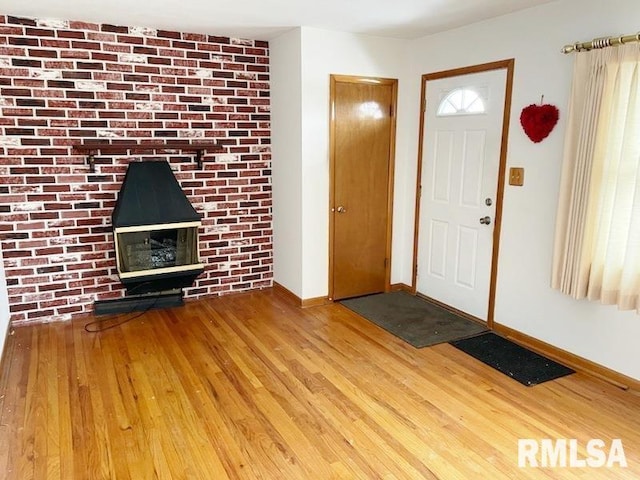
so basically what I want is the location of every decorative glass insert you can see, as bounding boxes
[437,88,486,116]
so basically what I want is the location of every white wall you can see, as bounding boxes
[399,0,640,380]
[271,27,409,299]
[270,0,640,381]
[298,27,409,299]
[0,248,10,361]
[271,28,304,297]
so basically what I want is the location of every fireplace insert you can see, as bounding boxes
[111,161,204,294]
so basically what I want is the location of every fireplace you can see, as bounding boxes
[111,161,204,295]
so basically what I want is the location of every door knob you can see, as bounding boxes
[336,206,346,213]
[479,216,491,225]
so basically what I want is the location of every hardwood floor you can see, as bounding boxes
[0,288,638,479]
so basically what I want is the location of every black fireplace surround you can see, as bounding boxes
[111,161,204,294]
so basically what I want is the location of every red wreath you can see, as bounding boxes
[520,102,559,143]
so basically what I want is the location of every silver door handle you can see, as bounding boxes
[336,206,346,213]
[479,216,491,225]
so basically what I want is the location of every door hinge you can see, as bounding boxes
[389,104,394,117]
[384,258,388,268]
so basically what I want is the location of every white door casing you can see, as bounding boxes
[416,68,507,321]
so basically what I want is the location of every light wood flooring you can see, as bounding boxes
[0,288,639,479]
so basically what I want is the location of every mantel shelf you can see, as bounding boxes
[73,140,223,171]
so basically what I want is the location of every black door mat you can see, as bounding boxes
[339,291,488,348]
[450,332,575,386]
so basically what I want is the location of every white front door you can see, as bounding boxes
[416,69,507,321]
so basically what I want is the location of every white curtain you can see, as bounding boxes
[552,43,640,312]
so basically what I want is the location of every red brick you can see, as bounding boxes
[28,48,58,58]
[57,30,85,39]
[72,40,101,50]
[10,302,38,312]
[69,21,100,31]
[60,50,91,59]
[145,38,171,47]
[0,15,272,325]
[104,43,131,53]
[88,32,117,42]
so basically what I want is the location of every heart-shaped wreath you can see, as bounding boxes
[520,102,559,143]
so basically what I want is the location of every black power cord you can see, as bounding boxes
[84,282,165,333]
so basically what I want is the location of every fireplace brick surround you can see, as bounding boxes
[0,15,272,324]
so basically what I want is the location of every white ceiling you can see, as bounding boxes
[0,0,556,40]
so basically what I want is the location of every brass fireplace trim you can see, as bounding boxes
[118,263,206,280]
[114,221,201,234]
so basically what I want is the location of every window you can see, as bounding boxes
[437,88,486,116]
[552,43,640,312]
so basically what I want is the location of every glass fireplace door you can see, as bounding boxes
[114,221,202,278]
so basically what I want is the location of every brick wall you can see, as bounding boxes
[0,15,272,325]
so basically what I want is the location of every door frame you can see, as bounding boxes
[328,74,398,301]
[411,59,515,328]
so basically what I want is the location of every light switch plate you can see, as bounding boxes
[509,167,524,186]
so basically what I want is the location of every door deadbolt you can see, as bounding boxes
[485,198,492,206]
[479,216,491,225]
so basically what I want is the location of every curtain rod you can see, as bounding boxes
[562,32,640,54]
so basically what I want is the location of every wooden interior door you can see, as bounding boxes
[329,75,397,301]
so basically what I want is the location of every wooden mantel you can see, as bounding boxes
[73,140,224,171]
